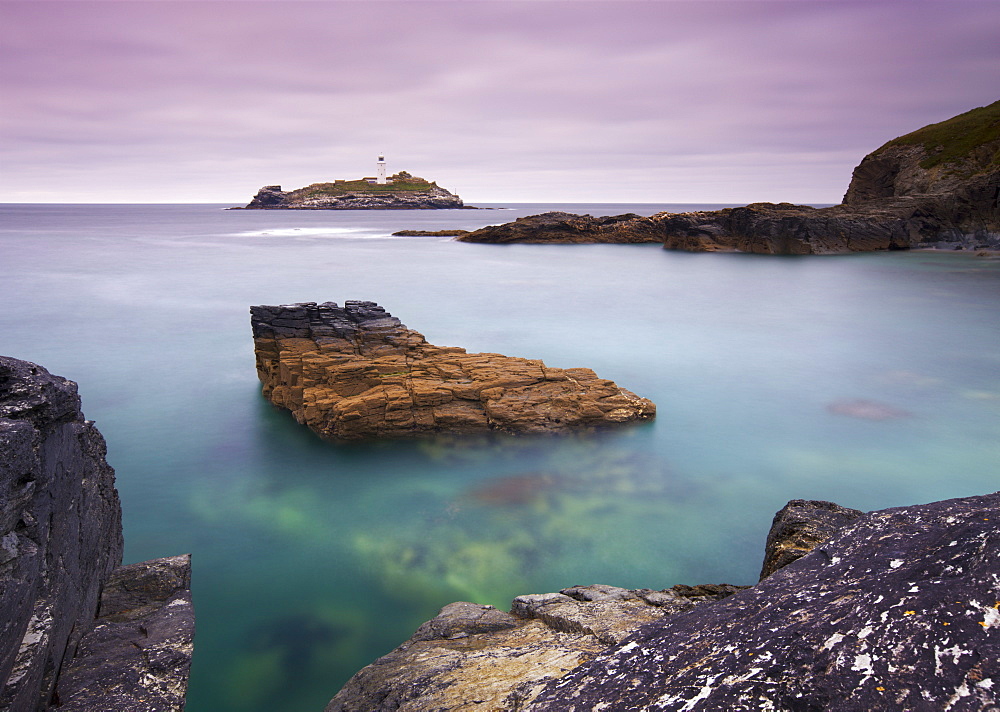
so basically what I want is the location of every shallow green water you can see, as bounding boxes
[2,204,998,711]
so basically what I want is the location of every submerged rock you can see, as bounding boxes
[0,356,193,711]
[250,301,655,440]
[827,398,911,420]
[327,491,1000,711]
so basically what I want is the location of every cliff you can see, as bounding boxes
[0,356,193,712]
[327,493,1000,711]
[250,301,655,441]
[459,100,1000,253]
[239,172,466,210]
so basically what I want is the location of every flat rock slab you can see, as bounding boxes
[251,301,655,441]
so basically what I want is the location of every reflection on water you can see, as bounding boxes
[1,204,999,712]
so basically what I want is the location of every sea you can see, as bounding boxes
[2,203,998,712]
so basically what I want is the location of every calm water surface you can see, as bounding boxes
[2,203,998,711]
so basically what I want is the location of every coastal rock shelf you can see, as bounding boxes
[250,301,655,440]
[0,356,193,712]
[459,100,1000,253]
[328,492,1000,711]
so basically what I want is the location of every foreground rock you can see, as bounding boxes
[327,493,1000,710]
[238,172,466,210]
[0,356,193,711]
[460,100,1000,253]
[251,301,655,441]
[326,584,746,712]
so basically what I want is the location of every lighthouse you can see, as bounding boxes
[376,155,387,185]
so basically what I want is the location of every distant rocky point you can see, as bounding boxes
[237,170,468,210]
[460,100,1000,253]
[250,301,655,440]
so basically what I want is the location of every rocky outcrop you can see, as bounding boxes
[326,584,746,712]
[327,492,1000,711]
[54,555,194,712]
[758,499,862,580]
[240,176,466,210]
[459,212,661,244]
[0,356,193,712]
[459,101,1000,253]
[250,301,655,441]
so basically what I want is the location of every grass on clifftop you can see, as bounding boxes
[885,99,1000,171]
[293,174,441,198]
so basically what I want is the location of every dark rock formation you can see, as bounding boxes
[239,175,466,210]
[391,229,470,237]
[0,356,192,712]
[251,301,655,440]
[458,101,1000,253]
[527,491,1000,711]
[459,212,660,244]
[54,555,194,712]
[327,492,1000,711]
[758,499,862,580]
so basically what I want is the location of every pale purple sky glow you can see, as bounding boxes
[2,1,998,203]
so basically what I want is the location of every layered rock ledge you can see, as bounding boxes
[327,493,1000,711]
[460,100,1000,253]
[251,301,655,441]
[0,356,193,712]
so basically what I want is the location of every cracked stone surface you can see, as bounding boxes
[0,356,123,711]
[54,555,194,712]
[251,301,655,441]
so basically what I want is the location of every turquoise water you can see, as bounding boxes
[2,203,998,711]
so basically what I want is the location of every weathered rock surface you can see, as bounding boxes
[527,492,1000,711]
[758,499,863,580]
[54,555,194,712]
[325,585,745,712]
[239,174,466,210]
[251,301,655,441]
[459,101,1000,253]
[459,211,660,244]
[327,493,1000,711]
[0,356,192,712]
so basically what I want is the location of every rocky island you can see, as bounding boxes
[459,100,1000,253]
[327,493,1000,711]
[238,166,467,210]
[250,301,655,440]
[0,356,193,712]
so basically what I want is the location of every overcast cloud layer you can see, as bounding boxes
[2,1,998,203]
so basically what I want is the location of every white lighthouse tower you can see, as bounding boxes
[376,155,388,185]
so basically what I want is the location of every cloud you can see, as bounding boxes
[1,0,998,203]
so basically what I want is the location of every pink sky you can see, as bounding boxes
[2,0,998,203]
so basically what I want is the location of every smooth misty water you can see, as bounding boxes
[2,203,999,711]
